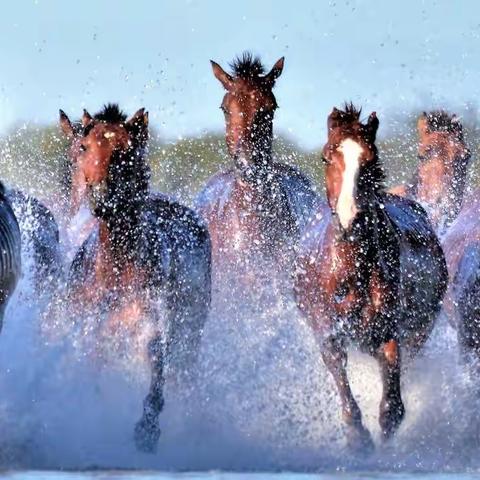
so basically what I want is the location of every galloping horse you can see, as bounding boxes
[390,111,471,233]
[0,183,21,327]
[393,112,480,366]
[66,104,211,452]
[294,105,447,451]
[195,53,317,283]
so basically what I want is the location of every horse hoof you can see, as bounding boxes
[346,425,375,455]
[134,417,161,453]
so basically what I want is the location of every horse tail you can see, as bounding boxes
[0,193,21,330]
[454,241,480,358]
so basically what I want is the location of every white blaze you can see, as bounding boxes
[337,138,363,229]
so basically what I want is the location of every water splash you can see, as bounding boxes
[0,226,479,474]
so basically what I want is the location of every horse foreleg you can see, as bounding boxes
[134,334,165,453]
[321,336,374,452]
[376,339,405,440]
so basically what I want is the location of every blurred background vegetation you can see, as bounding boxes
[0,112,479,215]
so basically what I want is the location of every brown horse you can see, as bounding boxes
[294,105,447,451]
[195,53,317,283]
[394,112,480,366]
[66,104,211,452]
[391,111,471,233]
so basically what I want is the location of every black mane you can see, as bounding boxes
[328,102,363,127]
[94,103,127,123]
[361,158,386,195]
[425,111,462,135]
[229,52,265,79]
[342,102,362,122]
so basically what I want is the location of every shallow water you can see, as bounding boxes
[3,472,480,480]
[1,209,480,475]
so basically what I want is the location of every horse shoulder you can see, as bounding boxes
[382,192,448,326]
[381,193,438,244]
[294,207,336,319]
[145,196,210,290]
[194,169,237,218]
[149,194,209,247]
[271,162,320,228]
[443,196,480,280]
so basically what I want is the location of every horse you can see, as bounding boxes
[195,53,317,286]
[294,105,448,451]
[390,111,471,233]
[66,104,211,452]
[0,183,21,328]
[6,188,61,296]
[392,112,480,368]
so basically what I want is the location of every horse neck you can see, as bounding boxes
[412,157,466,230]
[100,194,146,268]
[251,127,273,165]
[335,198,400,289]
[233,118,273,177]
[97,216,139,272]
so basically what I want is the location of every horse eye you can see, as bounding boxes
[322,156,330,165]
[80,144,87,152]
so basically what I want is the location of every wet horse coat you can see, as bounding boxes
[196,162,316,270]
[0,184,21,328]
[66,104,211,452]
[7,189,61,295]
[294,105,447,450]
[393,112,480,361]
[392,112,471,234]
[195,53,317,283]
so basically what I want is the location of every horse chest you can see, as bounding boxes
[84,251,151,333]
[296,233,395,344]
[207,180,293,262]
[76,241,147,307]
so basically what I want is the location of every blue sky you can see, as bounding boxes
[0,0,479,148]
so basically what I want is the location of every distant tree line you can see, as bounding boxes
[0,114,478,210]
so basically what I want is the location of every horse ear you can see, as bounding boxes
[417,112,429,139]
[367,112,379,141]
[126,108,149,145]
[59,109,74,138]
[264,57,285,86]
[211,60,233,90]
[82,109,93,128]
[126,108,148,128]
[451,114,464,136]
